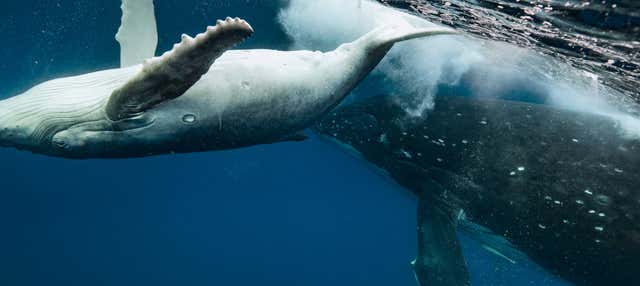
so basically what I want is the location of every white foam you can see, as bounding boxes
[278,0,640,137]
[279,0,481,116]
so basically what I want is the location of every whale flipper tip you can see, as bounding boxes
[116,0,158,68]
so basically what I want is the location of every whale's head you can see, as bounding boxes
[51,129,87,153]
[50,115,157,159]
[0,128,13,148]
[50,126,109,158]
[0,116,46,152]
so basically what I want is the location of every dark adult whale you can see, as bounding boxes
[315,95,640,286]
[0,0,456,159]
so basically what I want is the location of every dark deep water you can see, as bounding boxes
[1,0,635,285]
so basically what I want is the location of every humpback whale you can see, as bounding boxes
[0,0,456,159]
[315,95,640,286]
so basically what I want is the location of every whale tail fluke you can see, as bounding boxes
[379,25,458,45]
[357,21,458,53]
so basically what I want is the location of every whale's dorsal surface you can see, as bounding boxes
[316,95,640,286]
[116,0,158,67]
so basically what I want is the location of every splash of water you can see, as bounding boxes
[278,0,640,137]
[383,0,640,104]
[279,0,477,116]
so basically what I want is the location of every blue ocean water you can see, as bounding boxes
[0,1,572,285]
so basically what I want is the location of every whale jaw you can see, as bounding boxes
[0,98,50,153]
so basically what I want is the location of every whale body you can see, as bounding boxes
[315,95,640,286]
[0,1,456,159]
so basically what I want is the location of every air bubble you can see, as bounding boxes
[379,133,389,144]
[399,149,413,159]
[595,194,612,206]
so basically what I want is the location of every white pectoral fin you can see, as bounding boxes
[116,0,158,68]
[106,18,254,121]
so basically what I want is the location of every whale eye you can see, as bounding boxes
[182,114,197,124]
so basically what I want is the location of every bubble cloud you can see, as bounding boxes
[278,0,640,136]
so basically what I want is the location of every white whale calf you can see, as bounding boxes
[0,0,456,159]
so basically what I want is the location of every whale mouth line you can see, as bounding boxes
[52,138,69,150]
[110,115,157,132]
[51,115,158,150]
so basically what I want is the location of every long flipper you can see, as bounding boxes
[387,160,470,286]
[116,0,158,68]
[106,17,253,121]
[414,191,470,286]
